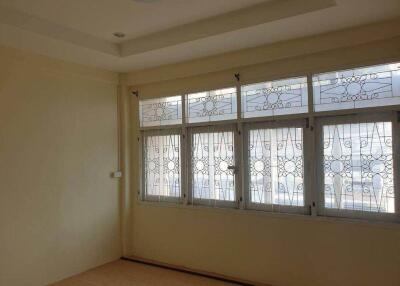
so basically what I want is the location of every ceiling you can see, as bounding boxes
[0,0,399,72]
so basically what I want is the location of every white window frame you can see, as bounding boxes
[314,112,400,222]
[137,61,400,223]
[140,128,184,203]
[187,124,240,208]
[243,119,309,214]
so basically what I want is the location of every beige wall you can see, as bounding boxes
[123,20,400,286]
[0,46,121,286]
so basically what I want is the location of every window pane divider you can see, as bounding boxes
[393,111,400,216]
[306,74,317,216]
[236,79,245,209]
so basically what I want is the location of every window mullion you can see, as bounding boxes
[236,79,244,209]
[393,111,400,216]
[306,74,318,216]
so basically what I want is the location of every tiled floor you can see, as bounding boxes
[51,259,237,286]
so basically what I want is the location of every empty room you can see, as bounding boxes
[1,0,400,285]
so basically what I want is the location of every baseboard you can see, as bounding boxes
[121,255,272,286]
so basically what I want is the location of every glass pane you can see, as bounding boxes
[139,96,182,127]
[323,122,395,213]
[144,133,181,199]
[242,77,308,118]
[249,127,304,207]
[186,87,237,123]
[313,62,400,112]
[192,130,235,202]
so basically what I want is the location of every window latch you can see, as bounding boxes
[227,165,237,174]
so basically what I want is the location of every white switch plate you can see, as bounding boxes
[112,171,122,178]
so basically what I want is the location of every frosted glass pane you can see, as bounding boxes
[322,122,395,213]
[192,131,235,202]
[313,62,400,112]
[186,88,237,123]
[139,96,182,127]
[241,77,308,118]
[144,133,181,199]
[248,127,304,207]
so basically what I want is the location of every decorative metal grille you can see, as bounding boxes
[322,122,395,213]
[139,96,182,127]
[248,127,304,208]
[313,62,400,112]
[241,77,308,118]
[144,133,181,199]
[186,88,237,123]
[192,130,235,202]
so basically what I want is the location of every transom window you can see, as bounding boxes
[139,62,400,222]
[241,76,308,118]
[313,62,400,112]
[186,87,237,123]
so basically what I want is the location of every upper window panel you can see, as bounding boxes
[139,96,182,127]
[186,87,237,123]
[313,62,400,112]
[241,77,308,118]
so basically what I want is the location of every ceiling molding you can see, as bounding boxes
[0,0,398,72]
[0,0,336,58]
[120,0,336,56]
[0,4,119,56]
[120,17,400,85]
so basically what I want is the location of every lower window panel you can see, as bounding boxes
[322,121,395,213]
[143,132,181,200]
[191,130,235,203]
[248,127,304,208]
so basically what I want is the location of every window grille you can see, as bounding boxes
[142,131,182,201]
[241,76,308,118]
[186,87,237,123]
[138,61,400,222]
[139,96,182,127]
[190,127,236,206]
[321,121,395,214]
[313,62,400,112]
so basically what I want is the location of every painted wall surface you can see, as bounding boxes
[124,25,400,286]
[0,46,121,286]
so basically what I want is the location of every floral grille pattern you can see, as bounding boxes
[192,130,235,202]
[249,127,304,207]
[139,96,182,127]
[187,88,237,123]
[144,133,181,199]
[323,122,395,213]
[242,77,308,118]
[313,63,400,112]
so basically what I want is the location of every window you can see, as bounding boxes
[139,96,182,127]
[142,131,182,201]
[241,76,308,118]
[186,87,237,123]
[319,119,395,215]
[246,124,305,212]
[313,62,400,112]
[138,62,400,222]
[190,127,236,206]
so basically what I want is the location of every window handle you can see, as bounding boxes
[227,165,237,174]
